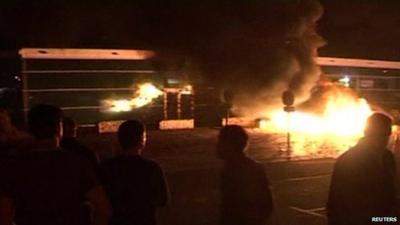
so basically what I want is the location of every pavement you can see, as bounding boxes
[157,158,334,225]
[82,128,338,225]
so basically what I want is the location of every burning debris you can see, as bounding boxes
[258,79,374,157]
[151,1,325,118]
[204,0,324,116]
[102,83,163,112]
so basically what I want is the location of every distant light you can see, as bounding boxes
[167,79,181,84]
[339,76,351,87]
[340,76,350,83]
[14,76,21,82]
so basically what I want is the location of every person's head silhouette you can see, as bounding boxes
[364,113,392,146]
[62,117,77,138]
[217,125,248,161]
[28,104,63,140]
[118,120,146,154]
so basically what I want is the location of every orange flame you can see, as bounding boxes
[103,83,163,112]
[259,87,373,157]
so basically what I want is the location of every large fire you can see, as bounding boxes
[259,83,374,157]
[102,83,163,112]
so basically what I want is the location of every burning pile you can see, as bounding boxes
[259,81,373,157]
[102,83,163,112]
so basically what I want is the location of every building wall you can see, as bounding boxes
[22,58,164,125]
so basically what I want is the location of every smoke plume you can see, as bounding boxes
[160,0,326,117]
[1,0,325,118]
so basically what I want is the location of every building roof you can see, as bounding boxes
[317,57,400,70]
[19,48,155,60]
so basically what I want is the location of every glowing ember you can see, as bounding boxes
[259,88,373,157]
[103,83,163,112]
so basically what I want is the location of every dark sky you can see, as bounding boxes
[319,0,400,60]
[1,0,400,60]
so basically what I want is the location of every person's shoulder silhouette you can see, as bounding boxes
[99,120,168,225]
[217,125,273,225]
[60,117,99,167]
[327,113,396,225]
[0,104,111,225]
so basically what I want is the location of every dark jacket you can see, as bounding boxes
[220,157,273,225]
[327,138,397,225]
[60,137,98,168]
[99,155,168,225]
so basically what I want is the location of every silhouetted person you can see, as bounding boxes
[217,125,273,225]
[99,120,168,225]
[327,113,397,225]
[0,109,31,159]
[0,109,31,164]
[0,104,111,225]
[61,117,99,167]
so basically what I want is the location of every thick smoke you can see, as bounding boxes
[2,0,325,118]
[164,0,326,117]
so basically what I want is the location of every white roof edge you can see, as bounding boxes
[17,50,400,68]
[317,57,400,70]
[18,48,155,60]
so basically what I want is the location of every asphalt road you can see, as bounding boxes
[83,128,337,225]
[158,159,334,225]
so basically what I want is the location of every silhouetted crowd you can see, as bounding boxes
[0,104,398,225]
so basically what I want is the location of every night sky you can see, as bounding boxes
[319,0,400,60]
[1,0,400,60]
